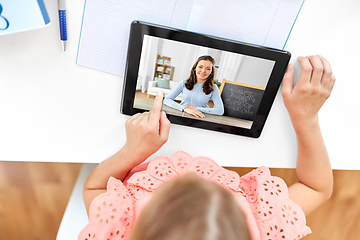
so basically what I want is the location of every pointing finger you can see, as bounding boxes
[149,91,164,124]
[159,111,171,143]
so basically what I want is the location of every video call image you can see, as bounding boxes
[133,35,275,129]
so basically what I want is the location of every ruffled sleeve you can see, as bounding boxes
[78,177,135,240]
[78,151,311,240]
[238,167,312,240]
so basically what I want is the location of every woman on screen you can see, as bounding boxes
[163,55,224,118]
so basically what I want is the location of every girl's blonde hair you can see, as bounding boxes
[129,172,251,240]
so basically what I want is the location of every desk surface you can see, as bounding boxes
[0,0,359,169]
[134,98,253,129]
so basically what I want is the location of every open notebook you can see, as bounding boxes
[76,0,304,77]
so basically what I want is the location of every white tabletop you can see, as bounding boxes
[0,0,359,169]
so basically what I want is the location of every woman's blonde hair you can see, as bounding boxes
[129,172,251,240]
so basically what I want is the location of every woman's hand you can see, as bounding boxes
[282,55,336,132]
[184,106,205,118]
[184,105,195,109]
[123,91,171,165]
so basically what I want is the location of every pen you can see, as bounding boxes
[58,0,67,51]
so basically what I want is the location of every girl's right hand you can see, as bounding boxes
[123,91,171,165]
[184,107,205,118]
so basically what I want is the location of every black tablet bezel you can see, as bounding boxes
[121,21,290,138]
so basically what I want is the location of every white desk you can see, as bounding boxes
[0,0,359,169]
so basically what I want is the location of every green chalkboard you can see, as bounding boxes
[219,80,265,121]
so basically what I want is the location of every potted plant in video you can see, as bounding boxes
[214,79,221,89]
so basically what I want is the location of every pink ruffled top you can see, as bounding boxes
[79,151,311,240]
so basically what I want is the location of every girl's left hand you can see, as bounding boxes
[282,55,336,131]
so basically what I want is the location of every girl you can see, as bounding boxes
[164,55,224,118]
[79,55,335,240]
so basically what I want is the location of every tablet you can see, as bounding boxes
[121,21,290,138]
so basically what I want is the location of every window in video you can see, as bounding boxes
[133,35,275,129]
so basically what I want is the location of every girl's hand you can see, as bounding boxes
[83,91,170,214]
[282,55,336,131]
[123,91,171,165]
[283,55,335,215]
[184,107,205,118]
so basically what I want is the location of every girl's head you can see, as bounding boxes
[129,172,251,240]
[185,55,216,95]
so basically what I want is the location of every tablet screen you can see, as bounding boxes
[121,21,290,138]
[134,34,276,130]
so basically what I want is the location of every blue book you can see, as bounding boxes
[0,0,51,35]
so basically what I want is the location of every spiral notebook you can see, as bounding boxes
[76,0,304,77]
